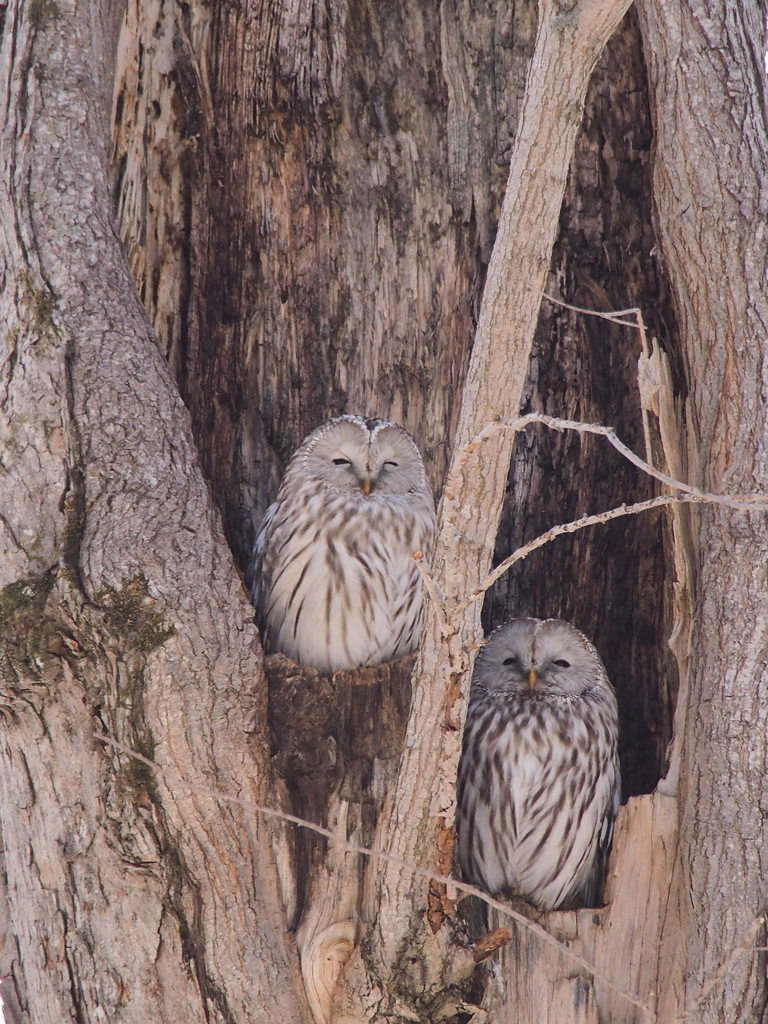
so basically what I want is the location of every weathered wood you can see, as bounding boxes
[266,651,413,930]
[111,0,531,569]
[4,0,767,1018]
[109,0,686,1020]
[110,0,681,810]
[482,793,677,1023]
[635,1,768,1020]
[265,654,414,1023]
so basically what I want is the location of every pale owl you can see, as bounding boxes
[456,617,620,910]
[250,415,436,674]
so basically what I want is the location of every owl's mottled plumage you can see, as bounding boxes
[456,618,620,910]
[250,415,436,674]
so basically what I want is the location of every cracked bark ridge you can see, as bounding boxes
[0,1,310,1020]
[636,1,768,1020]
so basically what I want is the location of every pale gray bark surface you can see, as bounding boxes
[636,1,768,1020]
[0,1,310,1021]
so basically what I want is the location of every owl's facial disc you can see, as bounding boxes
[328,453,370,493]
[474,619,536,693]
[305,419,375,493]
[368,426,426,496]
[475,617,605,698]
[306,418,427,497]
[531,620,602,696]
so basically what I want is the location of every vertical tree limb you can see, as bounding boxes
[0,1,311,1020]
[336,0,634,1016]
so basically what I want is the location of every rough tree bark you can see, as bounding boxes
[0,2,310,1021]
[636,1,768,1020]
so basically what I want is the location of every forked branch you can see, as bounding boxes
[434,412,768,624]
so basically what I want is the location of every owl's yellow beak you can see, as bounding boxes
[527,668,538,689]
[362,478,372,495]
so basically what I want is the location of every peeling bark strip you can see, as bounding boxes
[0,0,310,1020]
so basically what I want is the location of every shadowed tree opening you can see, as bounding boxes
[112,2,677,802]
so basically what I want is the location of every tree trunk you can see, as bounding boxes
[635,1,768,1019]
[0,2,310,1021]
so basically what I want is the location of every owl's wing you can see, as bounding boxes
[574,761,621,908]
[247,500,280,615]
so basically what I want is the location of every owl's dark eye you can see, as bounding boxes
[502,656,517,666]
[332,458,352,466]
[553,658,571,668]
[383,460,399,468]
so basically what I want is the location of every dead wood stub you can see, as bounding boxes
[265,652,414,922]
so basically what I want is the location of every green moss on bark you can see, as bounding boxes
[96,573,176,652]
[0,570,57,678]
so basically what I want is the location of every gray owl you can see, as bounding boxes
[456,618,620,910]
[250,415,436,674]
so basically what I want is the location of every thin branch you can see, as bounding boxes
[438,404,768,619]
[455,493,703,616]
[543,292,645,328]
[413,551,451,636]
[452,412,768,511]
[94,731,652,1021]
[671,918,765,1024]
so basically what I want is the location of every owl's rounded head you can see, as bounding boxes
[300,415,429,498]
[474,617,608,698]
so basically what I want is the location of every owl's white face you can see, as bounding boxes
[302,416,428,498]
[475,617,606,698]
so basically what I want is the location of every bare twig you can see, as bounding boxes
[413,551,452,636]
[541,295,651,367]
[543,292,644,328]
[452,412,768,511]
[455,493,703,616]
[94,731,653,1020]
[436,411,768,622]
[671,917,765,1024]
